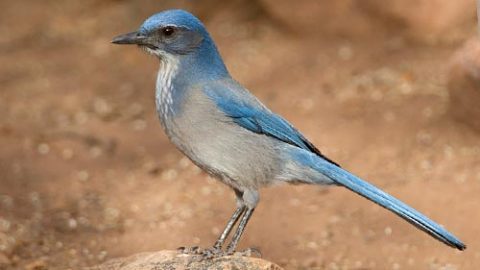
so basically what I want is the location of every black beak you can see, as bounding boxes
[111,31,147,45]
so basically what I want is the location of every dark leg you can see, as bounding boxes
[179,205,245,256]
[225,207,255,254]
[213,205,246,249]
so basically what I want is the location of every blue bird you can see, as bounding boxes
[112,9,466,255]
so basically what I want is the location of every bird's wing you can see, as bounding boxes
[204,81,339,167]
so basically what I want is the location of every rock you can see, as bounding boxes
[448,37,480,132]
[87,250,284,270]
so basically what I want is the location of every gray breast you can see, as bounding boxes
[162,86,283,190]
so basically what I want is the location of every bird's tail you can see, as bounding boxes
[309,157,466,250]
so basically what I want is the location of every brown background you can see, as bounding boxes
[0,0,479,269]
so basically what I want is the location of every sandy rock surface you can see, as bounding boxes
[87,250,283,270]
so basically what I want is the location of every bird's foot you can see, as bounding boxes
[200,246,226,259]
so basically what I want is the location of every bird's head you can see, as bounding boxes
[112,9,208,58]
[112,9,228,80]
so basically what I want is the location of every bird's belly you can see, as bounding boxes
[164,115,282,189]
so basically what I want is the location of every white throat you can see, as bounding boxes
[155,52,179,118]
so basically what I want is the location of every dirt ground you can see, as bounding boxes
[1,1,479,269]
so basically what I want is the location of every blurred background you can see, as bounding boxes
[1,0,480,269]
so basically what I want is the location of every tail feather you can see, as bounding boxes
[312,158,466,250]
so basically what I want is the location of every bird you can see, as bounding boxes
[112,9,466,256]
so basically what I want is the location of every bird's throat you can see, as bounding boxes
[155,53,179,119]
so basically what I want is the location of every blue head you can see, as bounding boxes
[112,9,229,81]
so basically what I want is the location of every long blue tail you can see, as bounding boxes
[312,158,466,250]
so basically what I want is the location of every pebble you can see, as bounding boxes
[37,143,50,155]
[67,218,78,229]
[161,169,177,181]
[0,218,11,232]
[0,195,13,209]
[62,148,74,160]
[178,157,190,168]
[93,98,112,116]
[338,45,353,61]
[97,250,108,261]
[306,241,318,249]
[132,119,147,131]
[104,208,120,223]
[89,146,102,158]
[77,170,90,181]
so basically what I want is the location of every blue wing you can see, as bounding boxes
[204,81,339,166]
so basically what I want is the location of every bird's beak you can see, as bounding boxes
[111,31,147,45]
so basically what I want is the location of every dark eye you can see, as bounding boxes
[162,26,175,37]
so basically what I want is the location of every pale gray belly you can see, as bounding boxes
[158,96,282,190]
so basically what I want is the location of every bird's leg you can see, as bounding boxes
[225,207,255,254]
[200,190,246,259]
[201,205,246,259]
[213,205,246,250]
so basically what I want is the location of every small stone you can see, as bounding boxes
[338,45,353,60]
[62,148,74,160]
[93,98,112,117]
[211,227,220,235]
[97,250,108,261]
[90,146,102,158]
[161,169,177,181]
[0,218,10,232]
[132,119,147,131]
[68,218,78,229]
[306,241,318,249]
[178,157,190,168]
[77,170,90,181]
[328,215,341,224]
[37,143,50,155]
[0,195,13,209]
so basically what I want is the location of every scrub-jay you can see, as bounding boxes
[112,9,465,256]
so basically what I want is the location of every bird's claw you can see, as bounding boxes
[201,246,226,259]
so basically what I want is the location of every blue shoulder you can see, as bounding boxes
[203,80,339,167]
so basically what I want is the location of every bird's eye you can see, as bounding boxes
[162,27,175,37]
